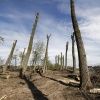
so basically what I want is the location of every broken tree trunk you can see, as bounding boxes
[43,34,51,73]
[71,32,76,73]
[3,40,17,73]
[21,13,39,78]
[70,0,93,90]
[65,42,68,69]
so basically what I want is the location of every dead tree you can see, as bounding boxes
[63,55,64,69]
[60,52,63,70]
[65,42,69,69]
[71,32,76,73]
[20,48,26,67]
[70,0,93,90]
[43,34,51,73]
[55,55,57,64]
[58,55,60,65]
[3,40,17,73]
[21,13,39,78]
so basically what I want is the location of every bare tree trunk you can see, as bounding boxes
[21,13,39,78]
[71,32,76,73]
[58,55,60,65]
[3,40,17,73]
[20,48,26,67]
[43,34,51,73]
[65,42,68,69]
[63,55,64,69]
[70,0,92,90]
[60,52,63,70]
[55,55,57,64]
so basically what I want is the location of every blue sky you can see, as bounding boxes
[0,0,100,66]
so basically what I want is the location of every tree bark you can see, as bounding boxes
[71,32,76,73]
[3,40,17,73]
[70,0,93,90]
[43,34,51,73]
[21,13,39,78]
[65,42,68,69]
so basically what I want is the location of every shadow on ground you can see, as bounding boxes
[23,76,49,100]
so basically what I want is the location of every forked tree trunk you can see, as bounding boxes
[70,0,92,90]
[3,40,17,73]
[20,48,26,67]
[43,34,51,73]
[65,42,68,69]
[71,32,76,73]
[21,13,39,78]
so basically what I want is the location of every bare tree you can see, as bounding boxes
[71,32,76,73]
[65,42,69,69]
[70,0,93,90]
[43,34,51,73]
[19,48,26,67]
[3,40,17,73]
[60,52,63,70]
[21,13,39,78]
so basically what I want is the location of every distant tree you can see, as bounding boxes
[0,57,5,66]
[43,34,51,73]
[70,0,93,90]
[0,36,4,43]
[19,48,26,67]
[12,49,19,67]
[31,40,45,68]
[21,13,39,78]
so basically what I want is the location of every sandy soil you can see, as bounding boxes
[0,70,100,100]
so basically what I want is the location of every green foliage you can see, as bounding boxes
[31,40,45,66]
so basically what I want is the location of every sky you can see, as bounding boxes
[0,0,100,67]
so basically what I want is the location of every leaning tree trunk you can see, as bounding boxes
[65,42,68,69]
[43,34,51,73]
[21,13,39,78]
[3,40,17,73]
[71,32,76,73]
[70,0,92,90]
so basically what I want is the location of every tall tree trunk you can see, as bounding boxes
[65,42,68,69]
[60,52,63,70]
[20,48,26,67]
[70,0,92,90]
[58,55,60,65]
[71,32,76,73]
[63,55,64,69]
[43,34,51,73]
[3,40,17,73]
[21,13,39,78]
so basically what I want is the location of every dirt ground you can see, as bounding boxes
[0,70,100,100]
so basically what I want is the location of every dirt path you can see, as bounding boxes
[0,70,98,100]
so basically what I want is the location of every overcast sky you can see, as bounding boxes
[0,0,100,66]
